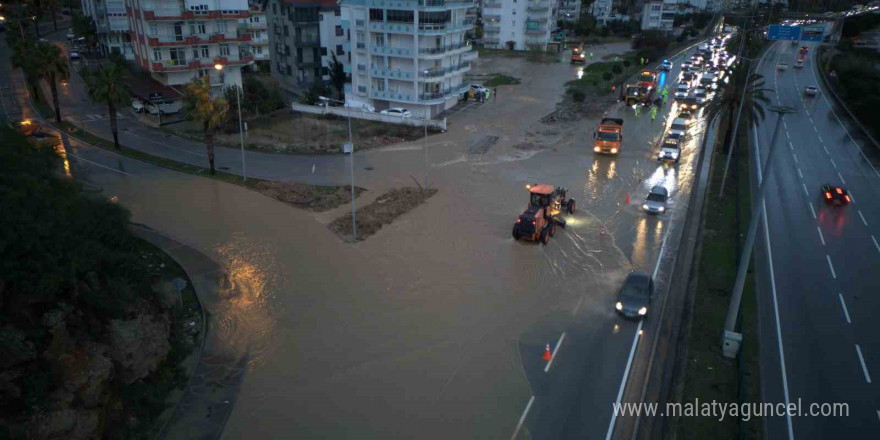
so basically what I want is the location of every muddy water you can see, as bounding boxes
[55,44,710,439]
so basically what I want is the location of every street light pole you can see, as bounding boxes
[423,117,429,189]
[722,105,796,359]
[319,95,357,239]
[214,63,247,181]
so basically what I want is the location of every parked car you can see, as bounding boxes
[344,100,376,112]
[131,99,144,113]
[615,272,654,318]
[66,30,75,40]
[470,84,489,95]
[659,59,673,71]
[380,107,413,118]
[69,50,81,60]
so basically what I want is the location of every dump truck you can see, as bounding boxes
[593,118,624,155]
[637,69,658,91]
[571,42,586,64]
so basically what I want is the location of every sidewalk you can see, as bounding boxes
[132,225,248,440]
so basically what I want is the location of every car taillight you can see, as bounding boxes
[836,188,843,194]
[845,195,851,202]
[531,221,536,225]
[825,192,832,199]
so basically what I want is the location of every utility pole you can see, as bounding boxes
[423,117,429,189]
[722,105,797,359]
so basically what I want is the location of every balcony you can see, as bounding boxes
[417,61,471,80]
[417,42,469,56]
[370,89,414,103]
[245,21,268,30]
[370,45,414,57]
[141,8,248,21]
[370,21,414,34]
[370,67,414,80]
[418,83,468,103]
[525,27,548,35]
[483,2,503,8]
[482,14,501,21]
[295,37,320,46]
[417,0,476,9]
[483,23,501,32]
[250,36,269,45]
[417,20,474,35]
[526,2,553,13]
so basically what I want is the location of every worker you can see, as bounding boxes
[651,106,658,122]
[485,89,490,102]
[468,88,475,100]
[590,52,594,60]
[493,87,497,101]
[611,84,616,93]
[634,104,641,118]
[640,57,644,65]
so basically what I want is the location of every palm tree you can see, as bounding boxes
[183,76,229,175]
[35,43,70,124]
[83,63,131,149]
[10,40,42,102]
[705,66,772,152]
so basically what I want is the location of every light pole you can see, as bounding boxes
[319,96,357,240]
[214,63,247,181]
[423,116,429,189]
[722,104,797,359]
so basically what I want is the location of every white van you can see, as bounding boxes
[344,99,375,113]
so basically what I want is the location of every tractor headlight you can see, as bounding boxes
[616,301,623,311]
[658,206,665,212]
[638,307,648,316]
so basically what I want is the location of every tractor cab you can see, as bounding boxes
[513,184,576,244]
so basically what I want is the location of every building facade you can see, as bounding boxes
[80,0,135,59]
[124,0,254,88]
[266,0,342,95]
[340,0,478,118]
[640,0,676,31]
[586,0,613,24]
[556,0,580,22]
[242,0,270,71]
[482,0,553,51]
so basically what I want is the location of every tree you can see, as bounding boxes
[574,15,597,36]
[183,76,229,175]
[83,63,131,149]
[705,67,772,153]
[328,53,346,100]
[10,40,42,102]
[35,43,70,124]
[44,0,61,31]
[72,13,98,52]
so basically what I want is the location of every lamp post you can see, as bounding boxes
[423,116,429,189]
[319,96,357,240]
[214,63,247,181]
[722,104,797,359]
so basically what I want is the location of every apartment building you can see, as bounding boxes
[586,0,612,25]
[340,0,478,118]
[640,0,676,32]
[556,0,580,22]
[266,0,343,95]
[482,0,553,51]
[242,0,270,71]
[125,0,254,88]
[80,0,135,59]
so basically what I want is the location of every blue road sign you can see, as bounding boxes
[767,25,801,41]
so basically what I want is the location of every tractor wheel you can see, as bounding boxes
[550,222,557,237]
[512,224,520,240]
[540,228,550,245]
[568,200,576,214]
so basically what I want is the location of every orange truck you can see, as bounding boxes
[637,69,658,91]
[593,118,624,154]
[571,43,586,63]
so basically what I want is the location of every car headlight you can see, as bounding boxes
[642,204,649,210]
[610,148,618,154]
[594,146,601,152]
[658,153,664,159]
[638,307,648,315]
[672,152,679,158]
[616,301,623,311]
[658,206,665,212]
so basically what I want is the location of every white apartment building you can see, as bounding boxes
[640,0,677,32]
[482,0,553,51]
[80,0,135,59]
[125,0,254,88]
[586,0,612,25]
[340,0,478,118]
[556,0,580,22]
[242,0,270,71]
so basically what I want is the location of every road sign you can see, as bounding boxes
[767,25,801,41]
[800,25,825,42]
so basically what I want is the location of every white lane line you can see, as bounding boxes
[802,183,809,197]
[849,191,856,203]
[826,255,837,279]
[817,134,824,144]
[793,153,799,164]
[797,168,803,179]
[653,232,670,279]
[604,319,643,440]
[872,235,880,254]
[823,145,830,154]
[808,203,817,219]
[754,119,795,440]
[544,332,566,373]
[859,210,868,226]
[788,140,794,151]
[877,410,880,423]
[839,294,852,324]
[783,121,788,130]
[817,227,826,246]
[510,395,535,440]
[830,158,837,169]
[856,345,872,384]
[572,295,585,315]
[838,172,846,185]
[813,125,818,133]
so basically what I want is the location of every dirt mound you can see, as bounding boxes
[542,94,618,123]
[512,142,546,151]
[253,181,366,212]
[329,187,438,241]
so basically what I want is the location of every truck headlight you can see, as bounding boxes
[638,307,648,315]
[610,148,618,154]
[594,146,601,152]
[616,301,623,311]
[658,206,665,212]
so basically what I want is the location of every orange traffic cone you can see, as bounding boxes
[601,227,606,237]
[625,192,630,205]
[542,344,552,361]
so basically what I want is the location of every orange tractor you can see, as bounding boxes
[512,184,576,244]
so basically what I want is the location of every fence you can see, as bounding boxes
[290,103,448,131]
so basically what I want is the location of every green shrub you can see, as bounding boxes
[602,72,613,81]
[572,90,586,102]
[612,64,623,74]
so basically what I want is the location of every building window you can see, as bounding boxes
[170,47,186,64]
[386,9,414,23]
[283,25,289,36]
[286,65,292,76]
[272,3,277,14]
[148,24,158,35]
[336,44,343,55]
[216,20,228,33]
[322,67,329,75]
[253,46,263,55]
[335,25,343,36]
[190,22,206,34]
[200,45,209,58]
[320,47,327,56]
[335,7,341,16]
[369,8,384,21]
[285,45,291,55]
[152,48,162,61]
[219,44,230,56]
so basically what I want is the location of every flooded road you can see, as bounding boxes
[14,39,712,439]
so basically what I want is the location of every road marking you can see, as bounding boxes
[817,134,824,144]
[604,319,643,440]
[830,158,837,169]
[783,121,788,130]
[808,203,817,219]
[510,395,535,440]
[66,151,133,176]
[859,210,868,226]
[793,153,799,164]
[839,294,851,324]
[797,168,803,178]
[826,255,837,279]
[837,172,846,185]
[544,332,566,372]
[872,235,880,254]
[856,345,872,384]
[817,227,825,246]
[823,145,830,154]
[572,295,585,315]
[788,140,794,151]
[802,183,809,197]
[849,191,856,203]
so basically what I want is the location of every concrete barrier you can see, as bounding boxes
[290,103,447,131]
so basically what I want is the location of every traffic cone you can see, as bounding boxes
[625,192,630,205]
[542,344,552,361]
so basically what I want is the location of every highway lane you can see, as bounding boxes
[753,35,880,440]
